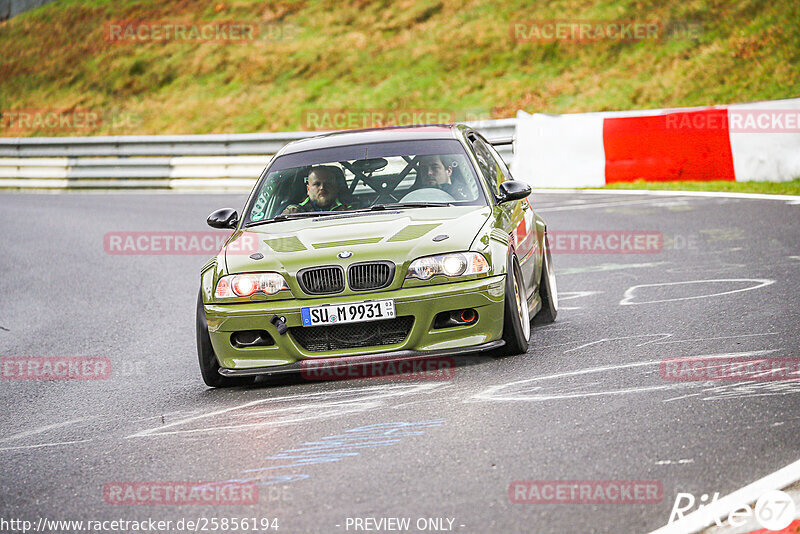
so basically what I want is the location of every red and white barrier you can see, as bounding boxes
[512,98,800,187]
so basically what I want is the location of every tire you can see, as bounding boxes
[534,234,558,324]
[196,291,256,388]
[501,253,531,355]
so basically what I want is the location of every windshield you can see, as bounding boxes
[244,139,486,225]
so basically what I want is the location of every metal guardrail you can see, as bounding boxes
[0,118,518,189]
[0,132,313,158]
[0,0,57,21]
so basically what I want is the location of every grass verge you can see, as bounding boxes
[0,0,798,136]
[599,179,800,195]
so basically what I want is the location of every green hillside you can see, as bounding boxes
[1,0,798,136]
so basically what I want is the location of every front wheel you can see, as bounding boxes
[501,254,531,355]
[534,234,558,324]
[196,291,255,388]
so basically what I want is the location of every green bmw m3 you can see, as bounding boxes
[197,124,558,387]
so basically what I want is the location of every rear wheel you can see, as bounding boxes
[501,254,531,355]
[534,234,558,324]
[196,291,255,388]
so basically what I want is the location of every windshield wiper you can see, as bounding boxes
[246,211,339,227]
[368,202,453,210]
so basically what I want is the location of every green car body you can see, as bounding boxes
[197,124,557,386]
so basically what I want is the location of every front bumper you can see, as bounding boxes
[218,340,505,377]
[204,275,506,371]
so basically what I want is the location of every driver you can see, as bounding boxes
[416,155,469,200]
[282,166,348,214]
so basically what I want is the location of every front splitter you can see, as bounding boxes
[217,340,505,377]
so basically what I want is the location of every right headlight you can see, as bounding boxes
[405,252,489,280]
[215,272,289,299]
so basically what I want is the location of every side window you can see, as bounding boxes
[469,135,500,197]
[485,141,513,184]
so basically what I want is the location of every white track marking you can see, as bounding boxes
[557,291,602,310]
[620,279,775,305]
[127,383,446,438]
[537,197,686,212]
[663,393,702,403]
[559,262,669,275]
[665,262,748,275]
[653,333,778,345]
[648,457,800,534]
[0,417,99,442]
[559,291,602,301]
[471,350,777,402]
[564,334,673,353]
[532,188,800,203]
[655,459,695,466]
[696,381,800,401]
[0,439,92,452]
[533,323,573,331]
[534,332,775,353]
[529,341,585,350]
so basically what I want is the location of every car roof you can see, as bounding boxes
[278,124,464,155]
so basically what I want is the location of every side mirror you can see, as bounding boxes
[207,208,239,229]
[497,181,531,204]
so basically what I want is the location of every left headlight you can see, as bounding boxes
[215,272,289,298]
[405,252,489,280]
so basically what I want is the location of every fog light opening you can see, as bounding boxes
[433,309,479,329]
[460,309,477,324]
[231,330,275,348]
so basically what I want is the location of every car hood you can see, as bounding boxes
[224,206,491,275]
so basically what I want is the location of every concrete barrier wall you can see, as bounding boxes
[728,99,800,182]
[512,98,800,187]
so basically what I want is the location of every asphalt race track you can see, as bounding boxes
[0,191,798,533]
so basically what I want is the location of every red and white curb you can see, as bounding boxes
[648,458,800,534]
[513,98,800,188]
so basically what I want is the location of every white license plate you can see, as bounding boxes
[301,299,395,327]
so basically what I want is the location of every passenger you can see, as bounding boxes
[282,166,348,214]
[415,155,469,200]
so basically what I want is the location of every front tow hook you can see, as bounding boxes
[270,315,288,335]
